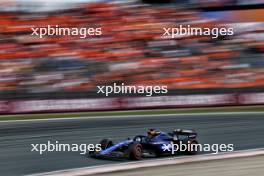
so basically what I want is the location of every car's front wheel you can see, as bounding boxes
[100,139,113,150]
[89,139,113,157]
[128,143,142,160]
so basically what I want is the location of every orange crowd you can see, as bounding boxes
[0,2,263,94]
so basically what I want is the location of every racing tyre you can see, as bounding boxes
[186,140,198,155]
[128,143,142,160]
[100,139,113,150]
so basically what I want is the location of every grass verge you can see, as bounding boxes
[0,105,263,121]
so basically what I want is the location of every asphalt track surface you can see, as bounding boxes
[97,155,264,176]
[1,113,264,176]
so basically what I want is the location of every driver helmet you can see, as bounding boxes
[147,128,160,138]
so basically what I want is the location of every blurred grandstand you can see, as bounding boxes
[0,0,264,100]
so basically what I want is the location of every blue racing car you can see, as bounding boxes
[89,129,198,160]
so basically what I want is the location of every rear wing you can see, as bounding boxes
[173,129,197,137]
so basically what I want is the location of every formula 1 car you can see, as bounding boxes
[89,129,198,160]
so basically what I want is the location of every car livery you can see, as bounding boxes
[89,129,199,160]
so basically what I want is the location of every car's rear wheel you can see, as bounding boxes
[128,143,142,160]
[100,139,113,150]
[186,140,198,155]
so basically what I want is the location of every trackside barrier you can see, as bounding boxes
[28,148,264,176]
[0,93,264,114]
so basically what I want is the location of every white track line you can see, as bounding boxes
[27,148,264,176]
[1,112,264,123]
